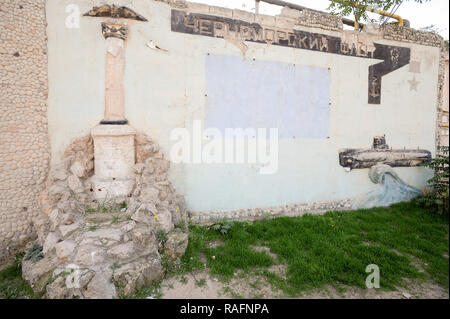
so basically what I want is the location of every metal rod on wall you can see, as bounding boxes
[329,0,404,28]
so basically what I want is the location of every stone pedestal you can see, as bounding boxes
[91,124,136,199]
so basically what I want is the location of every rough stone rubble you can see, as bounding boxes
[22,133,188,298]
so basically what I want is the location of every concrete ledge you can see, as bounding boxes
[233,9,255,23]
[187,1,210,14]
[188,198,354,225]
[91,124,136,137]
[209,5,233,18]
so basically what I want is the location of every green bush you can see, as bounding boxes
[211,218,233,235]
[156,230,168,245]
[24,243,43,263]
[417,146,449,214]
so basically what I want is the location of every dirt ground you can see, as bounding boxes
[158,245,449,299]
[2,270,447,299]
[158,270,448,299]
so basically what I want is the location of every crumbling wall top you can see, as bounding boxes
[382,24,444,48]
[279,6,343,32]
[178,0,444,47]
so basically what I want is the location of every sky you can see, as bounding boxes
[193,0,449,39]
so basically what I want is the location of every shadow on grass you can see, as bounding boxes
[0,254,35,299]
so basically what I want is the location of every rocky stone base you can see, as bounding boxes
[188,198,354,225]
[22,132,188,299]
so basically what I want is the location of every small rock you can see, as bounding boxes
[155,209,174,233]
[131,204,158,225]
[121,221,136,233]
[134,163,145,174]
[127,198,140,213]
[140,187,160,203]
[113,255,163,295]
[83,228,123,242]
[46,274,72,299]
[131,226,157,251]
[83,270,117,299]
[136,144,153,162]
[402,292,412,299]
[164,231,188,261]
[74,245,106,265]
[107,242,135,260]
[57,199,81,215]
[22,256,59,294]
[123,234,131,242]
[48,182,70,201]
[70,161,86,178]
[48,157,72,181]
[67,174,84,193]
[43,232,61,254]
[55,240,76,259]
[135,133,152,145]
[84,213,114,223]
[59,222,80,238]
[49,209,62,230]
[78,269,96,288]
[159,191,167,201]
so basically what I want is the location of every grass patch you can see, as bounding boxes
[85,201,127,215]
[182,201,449,296]
[119,280,163,299]
[195,278,207,287]
[0,255,36,299]
[85,206,108,214]
[87,225,98,232]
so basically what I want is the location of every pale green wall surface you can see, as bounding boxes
[46,0,438,212]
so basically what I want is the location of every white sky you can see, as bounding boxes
[193,0,449,39]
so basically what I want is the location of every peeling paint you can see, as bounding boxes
[224,34,248,59]
[83,4,148,22]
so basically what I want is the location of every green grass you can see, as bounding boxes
[111,216,120,224]
[87,225,98,232]
[180,201,449,296]
[85,206,108,214]
[119,280,163,299]
[195,278,207,287]
[0,255,36,299]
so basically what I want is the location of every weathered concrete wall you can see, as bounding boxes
[0,0,445,266]
[44,0,444,217]
[0,0,445,257]
[437,52,449,147]
[0,0,50,263]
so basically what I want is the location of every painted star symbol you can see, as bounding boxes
[408,76,419,91]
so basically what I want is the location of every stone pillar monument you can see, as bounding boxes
[91,22,136,199]
[100,22,128,124]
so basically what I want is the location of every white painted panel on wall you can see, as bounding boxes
[205,55,330,139]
